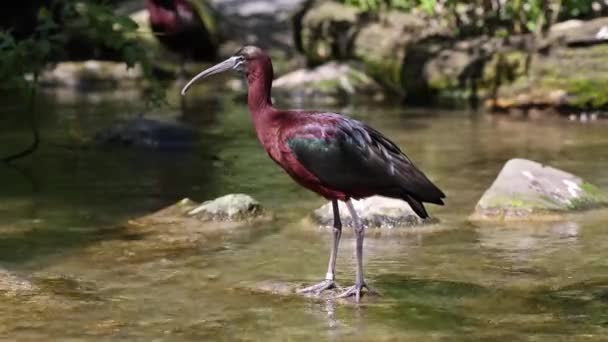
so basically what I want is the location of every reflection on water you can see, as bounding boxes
[0,86,607,340]
[476,221,580,260]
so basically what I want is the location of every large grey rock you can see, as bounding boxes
[273,62,383,104]
[312,196,433,229]
[471,158,608,221]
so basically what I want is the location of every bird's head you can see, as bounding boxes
[181,46,271,95]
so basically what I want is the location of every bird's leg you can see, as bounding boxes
[298,200,342,295]
[336,199,379,302]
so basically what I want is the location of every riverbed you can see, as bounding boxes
[0,85,607,340]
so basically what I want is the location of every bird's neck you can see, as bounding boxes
[246,67,273,114]
[245,64,285,146]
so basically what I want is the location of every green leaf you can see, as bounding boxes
[122,45,140,69]
[115,16,139,31]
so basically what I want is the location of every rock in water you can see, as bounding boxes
[0,269,38,296]
[471,158,608,221]
[124,195,270,253]
[95,118,200,150]
[312,196,433,229]
[187,194,263,221]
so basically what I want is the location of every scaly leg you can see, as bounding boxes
[336,199,379,302]
[298,200,342,294]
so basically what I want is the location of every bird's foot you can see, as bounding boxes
[297,279,337,295]
[335,281,379,302]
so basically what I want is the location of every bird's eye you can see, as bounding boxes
[233,56,246,71]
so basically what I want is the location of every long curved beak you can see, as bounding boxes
[180,56,240,95]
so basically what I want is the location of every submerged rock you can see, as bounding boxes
[273,62,383,104]
[187,194,263,221]
[312,196,435,229]
[471,158,608,221]
[94,118,200,150]
[0,270,90,317]
[0,269,38,296]
[126,195,270,250]
[57,196,270,267]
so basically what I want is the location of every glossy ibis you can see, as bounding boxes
[181,46,445,302]
[146,0,217,62]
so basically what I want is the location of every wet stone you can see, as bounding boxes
[471,158,608,221]
[94,118,200,150]
[125,195,270,250]
[0,269,38,296]
[0,270,89,315]
[312,196,436,230]
[34,274,102,303]
[187,194,264,221]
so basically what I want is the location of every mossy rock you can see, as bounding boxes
[295,1,486,102]
[488,44,608,114]
[123,195,272,252]
[298,1,360,65]
[139,194,268,224]
[470,158,608,222]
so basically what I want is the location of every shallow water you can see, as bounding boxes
[1,85,607,340]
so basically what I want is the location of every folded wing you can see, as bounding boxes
[286,114,445,218]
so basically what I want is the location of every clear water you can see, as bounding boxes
[0,84,607,340]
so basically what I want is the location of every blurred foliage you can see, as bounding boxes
[0,0,167,108]
[341,0,606,35]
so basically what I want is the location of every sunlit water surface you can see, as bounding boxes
[0,85,607,341]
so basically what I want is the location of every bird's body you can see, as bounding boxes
[250,109,444,217]
[181,46,445,302]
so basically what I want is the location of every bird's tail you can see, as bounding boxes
[404,194,430,219]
